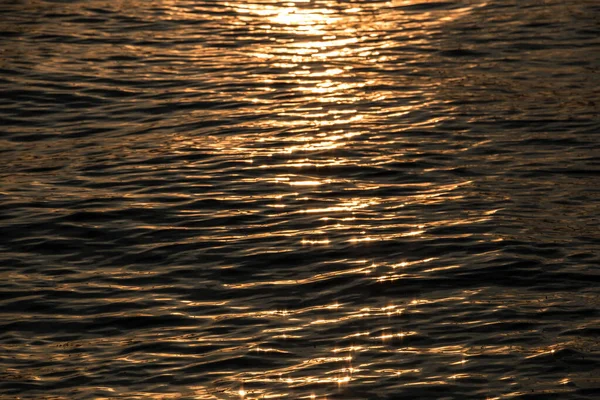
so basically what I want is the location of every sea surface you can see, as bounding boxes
[1,0,599,399]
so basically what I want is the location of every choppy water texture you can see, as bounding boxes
[1,0,599,398]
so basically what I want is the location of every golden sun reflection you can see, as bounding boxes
[156,2,506,400]
[234,3,341,34]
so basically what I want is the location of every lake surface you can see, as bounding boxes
[1,0,599,398]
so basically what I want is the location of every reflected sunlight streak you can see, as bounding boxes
[178,1,494,399]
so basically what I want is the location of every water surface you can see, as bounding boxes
[1,0,599,398]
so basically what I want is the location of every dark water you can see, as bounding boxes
[1,0,599,398]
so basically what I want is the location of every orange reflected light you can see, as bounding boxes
[380,332,394,342]
[301,239,330,245]
[289,180,325,186]
[336,375,351,385]
[271,8,339,30]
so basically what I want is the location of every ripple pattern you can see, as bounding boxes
[1,0,599,399]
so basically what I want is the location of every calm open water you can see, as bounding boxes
[1,0,599,399]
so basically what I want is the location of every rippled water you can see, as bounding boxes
[1,0,599,398]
